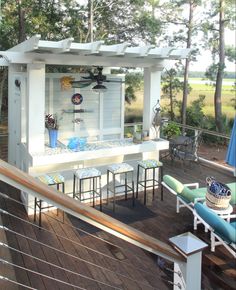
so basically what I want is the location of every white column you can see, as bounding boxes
[8,64,22,166]
[143,65,163,140]
[26,63,45,153]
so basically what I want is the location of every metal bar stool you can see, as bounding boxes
[34,173,65,227]
[107,163,135,211]
[73,167,102,211]
[136,159,163,205]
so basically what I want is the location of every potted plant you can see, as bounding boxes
[162,122,181,140]
[45,114,59,148]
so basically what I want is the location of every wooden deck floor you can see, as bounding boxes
[0,159,235,290]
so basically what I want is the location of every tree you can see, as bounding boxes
[202,0,235,132]
[161,68,184,121]
[160,0,201,128]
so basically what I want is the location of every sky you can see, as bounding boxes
[190,29,236,72]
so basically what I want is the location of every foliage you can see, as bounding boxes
[162,122,181,139]
[161,68,186,120]
[186,95,206,127]
[201,0,236,132]
[225,46,236,63]
[45,114,59,130]
[125,72,143,104]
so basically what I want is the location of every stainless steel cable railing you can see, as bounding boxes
[0,258,87,290]
[0,192,160,277]
[0,158,203,290]
[0,192,166,290]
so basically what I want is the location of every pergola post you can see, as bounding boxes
[26,63,45,154]
[143,65,163,140]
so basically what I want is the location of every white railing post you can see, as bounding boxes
[169,232,207,290]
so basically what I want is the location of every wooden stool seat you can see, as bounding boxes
[34,173,65,227]
[107,163,135,211]
[136,159,163,205]
[73,167,102,211]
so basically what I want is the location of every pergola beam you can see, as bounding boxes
[0,51,166,68]
[1,35,192,67]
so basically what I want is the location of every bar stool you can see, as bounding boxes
[73,167,102,211]
[136,159,163,205]
[34,173,65,227]
[107,163,135,211]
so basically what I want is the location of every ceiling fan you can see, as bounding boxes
[70,67,124,92]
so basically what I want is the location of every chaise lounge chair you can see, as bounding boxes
[162,175,206,212]
[162,175,236,230]
[194,202,236,258]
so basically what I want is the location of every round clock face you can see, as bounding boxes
[71,93,83,105]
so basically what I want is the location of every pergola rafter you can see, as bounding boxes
[0,35,191,68]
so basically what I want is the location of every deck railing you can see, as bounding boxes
[160,120,235,175]
[0,158,206,289]
[124,120,234,175]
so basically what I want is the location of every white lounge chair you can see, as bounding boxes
[162,175,207,230]
[194,203,236,258]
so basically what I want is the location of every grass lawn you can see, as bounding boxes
[125,78,236,121]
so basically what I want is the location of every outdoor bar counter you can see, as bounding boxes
[29,138,169,167]
[21,138,168,213]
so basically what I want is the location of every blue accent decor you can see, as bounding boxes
[78,138,87,151]
[226,117,236,167]
[67,137,79,150]
[48,129,58,148]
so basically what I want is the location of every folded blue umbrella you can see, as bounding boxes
[226,117,236,167]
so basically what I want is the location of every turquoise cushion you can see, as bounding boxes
[227,183,236,205]
[194,203,236,243]
[138,159,163,168]
[231,222,236,229]
[179,186,206,203]
[163,175,184,194]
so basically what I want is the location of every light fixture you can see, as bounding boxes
[92,83,107,93]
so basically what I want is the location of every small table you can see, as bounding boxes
[204,202,233,222]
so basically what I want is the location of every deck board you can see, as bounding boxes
[0,159,235,290]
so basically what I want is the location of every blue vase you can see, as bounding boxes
[48,129,58,148]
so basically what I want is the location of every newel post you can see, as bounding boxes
[169,232,207,290]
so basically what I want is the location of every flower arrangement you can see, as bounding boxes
[45,114,59,130]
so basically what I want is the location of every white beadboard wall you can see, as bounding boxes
[45,73,124,141]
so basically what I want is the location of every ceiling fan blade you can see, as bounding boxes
[82,71,95,80]
[71,80,93,84]
[104,79,125,83]
[71,82,92,88]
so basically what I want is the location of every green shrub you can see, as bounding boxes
[162,122,181,139]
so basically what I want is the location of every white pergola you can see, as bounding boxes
[0,35,191,168]
[0,34,190,67]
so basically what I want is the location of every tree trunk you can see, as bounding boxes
[181,1,194,129]
[17,0,26,43]
[170,81,174,121]
[214,0,225,132]
[88,0,94,42]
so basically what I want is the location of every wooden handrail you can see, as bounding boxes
[161,120,230,139]
[0,159,184,263]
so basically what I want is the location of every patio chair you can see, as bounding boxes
[162,175,206,229]
[194,203,236,258]
[171,132,202,163]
